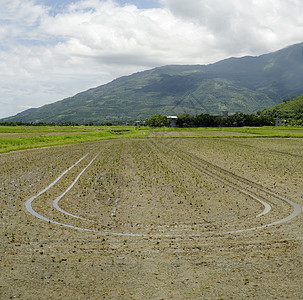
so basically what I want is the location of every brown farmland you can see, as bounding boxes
[1,137,303,299]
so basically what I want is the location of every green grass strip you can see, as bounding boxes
[1,125,303,153]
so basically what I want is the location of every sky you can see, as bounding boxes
[1,0,303,119]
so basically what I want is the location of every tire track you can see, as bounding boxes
[25,146,110,232]
[156,140,272,218]
[220,139,303,159]
[25,140,301,237]
[159,141,301,232]
[53,146,110,220]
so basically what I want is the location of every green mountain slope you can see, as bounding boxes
[2,42,303,123]
[262,94,303,121]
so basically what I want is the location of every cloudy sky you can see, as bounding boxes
[1,0,303,119]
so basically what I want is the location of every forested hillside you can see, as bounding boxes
[2,42,303,124]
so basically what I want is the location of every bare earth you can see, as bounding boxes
[1,138,303,299]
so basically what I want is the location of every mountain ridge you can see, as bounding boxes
[2,42,303,123]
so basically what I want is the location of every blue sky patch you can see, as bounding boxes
[36,0,161,11]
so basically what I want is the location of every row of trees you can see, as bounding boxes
[146,113,275,128]
[1,113,274,128]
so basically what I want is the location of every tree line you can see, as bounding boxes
[146,113,274,128]
[0,112,275,127]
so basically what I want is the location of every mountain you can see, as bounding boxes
[6,107,38,120]
[2,42,303,123]
[262,94,303,121]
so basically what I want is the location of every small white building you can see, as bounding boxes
[134,120,145,126]
[167,116,178,127]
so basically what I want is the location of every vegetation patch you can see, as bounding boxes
[261,94,303,125]
[1,125,303,153]
[0,126,147,153]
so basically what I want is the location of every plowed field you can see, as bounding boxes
[1,137,303,299]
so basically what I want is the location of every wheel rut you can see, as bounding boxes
[25,140,301,237]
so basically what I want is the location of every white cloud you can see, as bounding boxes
[0,0,303,118]
[161,0,303,55]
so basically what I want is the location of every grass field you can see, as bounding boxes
[0,126,148,153]
[1,126,303,299]
[1,125,303,153]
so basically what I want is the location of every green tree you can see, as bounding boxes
[194,114,221,127]
[176,113,194,128]
[146,114,169,127]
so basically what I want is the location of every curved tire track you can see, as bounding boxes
[25,141,301,237]
[160,142,301,232]
[53,147,110,220]
[25,147,109,232]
